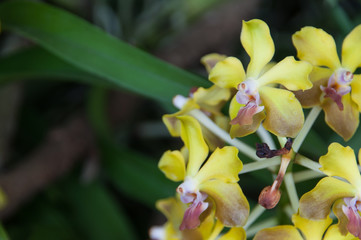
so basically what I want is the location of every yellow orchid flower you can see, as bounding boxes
[292,25,361,140]
[158,116,249,230]
[253,213,357,240]
[298,143,361,238]
[163,53,231,151]
[209,19,312,138]
[149,196,247,240]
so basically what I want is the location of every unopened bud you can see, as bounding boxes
[258,185,281,209]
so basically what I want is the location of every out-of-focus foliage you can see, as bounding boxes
[0,0,360,239]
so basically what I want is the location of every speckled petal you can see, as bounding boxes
[209,57,245,89]
[199,180,249,227]
[292,26,341,70]
[259,86,304,137]
[218,227,246,240]
[299,177,356,220]
[201,53,227,73]
[241,19,275,78]
[159,150,186,182]
[321,94,359,141]
[320,143,361,189]
[177,116,209,177]
[195,146,242,184]
[350,74,361,112]
[229,95,265,138]
[257,56,313,90]
[292,213,333,239]
[342,24,361,73]
[253,226,303,240]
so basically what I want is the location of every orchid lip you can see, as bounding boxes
[320,68,353,110]
[236,79,261,105]
[342,196,361,238]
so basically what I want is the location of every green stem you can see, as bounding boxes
[293,170,325,183]
[189,109,262,161]
[256,124,276,149]
[173,95,262,161]
[243,204,266,230]
[240,157,281,174]
[293,106,322,152]
[283,205,294,219]
[246,217,278,237]
[294,154,322,173]
[284,172,299,212]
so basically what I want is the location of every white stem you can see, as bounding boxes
[293,170,325,183]
[283,205,294,219]
[243,204,265,230]
[256,124,276,149]
[294,154,322,173]
[189,109,262,161]
[293,106,322,152]
[240,157,281,174]
[277,136,287,147]
[246,217,278,237]
[284,173,299,212]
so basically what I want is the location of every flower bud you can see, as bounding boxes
[258,185,281,209]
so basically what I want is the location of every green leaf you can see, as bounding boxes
[0,0,209,102]
[0,47,114,87]
[0,224,10,240]
[86,87,177,207]
[64,181,137,240]
[102,143,178,208]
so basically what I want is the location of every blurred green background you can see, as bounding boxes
[0,0,360,239]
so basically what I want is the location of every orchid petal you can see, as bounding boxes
[241,19,274,78]
[162,99,199,137]
[324,225,358,240]
[201,53,227,73]
[202,115,229,151]
[257,56,313,90]
[320,143,361,188]
[229,95,265,138]
[359,149,361,171]
[218,227,246,240]
[292,213,333,240]
[199,180,249,227]
[293,67,332,107]
[209,57,245,89]
[259,86,304,137]
[299,177,356,220]
[342,24,361,73]
[177,116,209,177]
[292,26,341,70]
[322,94,359,141]
[156,197,185,227]
[350,74,361,112]
[195,146,242,183]
[159,150,186,182]
[253,226,303,240]
[193,85,231,114]
[332,199,350,236]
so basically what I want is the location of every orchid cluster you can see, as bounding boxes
[150,19,361,240]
